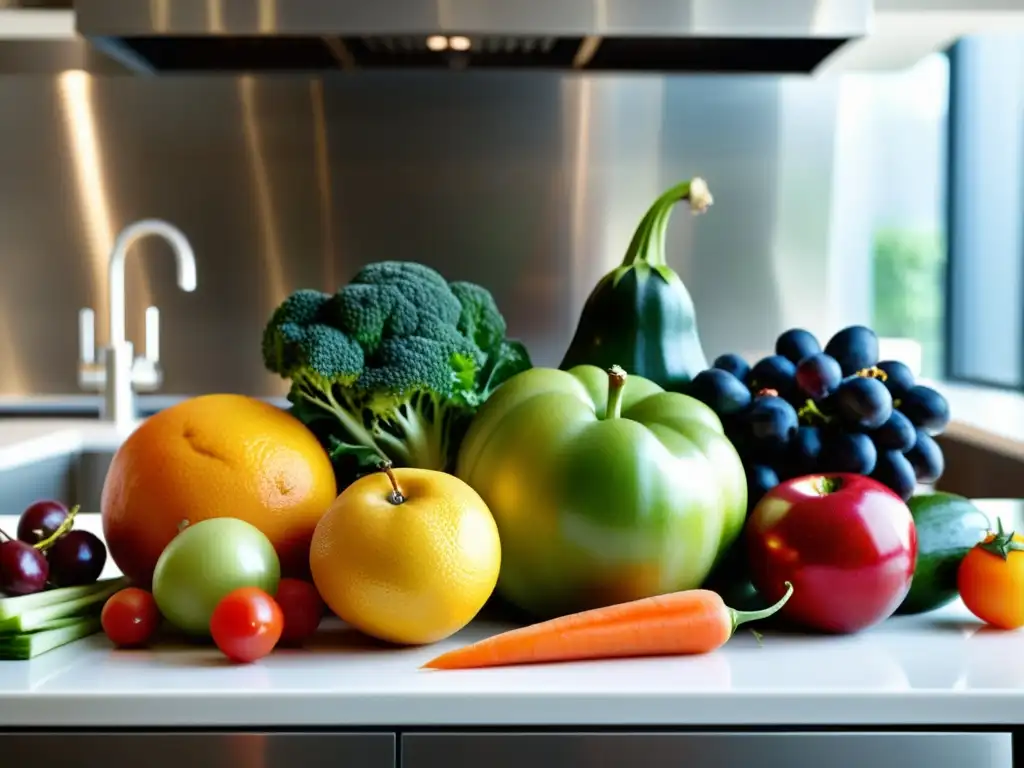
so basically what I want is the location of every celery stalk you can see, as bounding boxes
[0,579,125,633]
[0,615,82,636]
[0,616,102,660]
[0,577,127,620]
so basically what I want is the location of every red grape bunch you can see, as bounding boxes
[684,325,950,509]
[0,500,108,596]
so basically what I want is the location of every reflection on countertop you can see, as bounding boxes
[0,588,1020,728]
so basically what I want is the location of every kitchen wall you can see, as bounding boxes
[0,70,851,398]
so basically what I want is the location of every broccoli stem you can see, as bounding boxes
[297,382,391,463]
[297,380,453,472]
[374,396,449,471]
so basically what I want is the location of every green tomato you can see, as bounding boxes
[457,364,746,620]
[152,518,281,636]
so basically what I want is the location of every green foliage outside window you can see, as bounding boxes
[871,227,946,378]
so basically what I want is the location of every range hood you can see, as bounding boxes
[73,0,873,75]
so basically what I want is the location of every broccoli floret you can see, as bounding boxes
[450,281,507,353]
[261,262,533,483]
[260,289,332,375]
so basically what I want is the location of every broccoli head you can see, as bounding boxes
[261,261,532,483]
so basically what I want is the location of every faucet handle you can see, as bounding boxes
[144,305,160,364]
[132,305,163,393]
[77,307,105,392]
[78,307,96,365]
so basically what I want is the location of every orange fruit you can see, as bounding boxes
[101,394,337,587]
[310,466,501,645]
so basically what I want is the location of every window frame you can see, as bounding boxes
[943,38,1024,391]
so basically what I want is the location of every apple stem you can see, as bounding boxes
[378,460,406,505]
[729,581,794,634]
[0,527,11,543]
[810,476,844,495]
[33,505,79,551]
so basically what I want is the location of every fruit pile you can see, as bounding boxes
[0,499,107,596]
[686,325,951,507]
[101,519,326,663]
[5,180,1016,671]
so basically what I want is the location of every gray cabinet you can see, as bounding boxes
[3,732,395,768]
[401,732,1012,768]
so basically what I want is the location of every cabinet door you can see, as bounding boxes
[402,732,1011,768]
[3,732,395,768]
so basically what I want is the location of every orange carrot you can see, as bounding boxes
[422,582,793,670]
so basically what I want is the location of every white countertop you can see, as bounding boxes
[0,599,1022,728]
[0,418,134,471]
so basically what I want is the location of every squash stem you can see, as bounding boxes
[604,365,628,420]
[619,178,713,269]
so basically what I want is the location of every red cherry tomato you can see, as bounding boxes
[210,587,283,663]
[274,578,325,645]
[101,587,161,648]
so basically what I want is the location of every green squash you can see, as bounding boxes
[559,178,712,391]
[456,364,747,620]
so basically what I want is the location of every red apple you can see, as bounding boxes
[746,473,916,634]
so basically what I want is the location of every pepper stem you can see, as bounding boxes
[620,177,713,269]
[729,581,794,634]
[378,460,406,505]
[604,366,628,420]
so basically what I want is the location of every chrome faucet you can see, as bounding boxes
[78,219,197,432]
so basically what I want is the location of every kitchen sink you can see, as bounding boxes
[0,449,115,515]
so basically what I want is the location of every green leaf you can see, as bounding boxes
[478,339,533,400]
[326,435,386,469]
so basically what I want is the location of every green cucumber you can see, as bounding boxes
[896,492,991,615]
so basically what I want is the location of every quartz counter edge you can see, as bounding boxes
[3,690,1024,728]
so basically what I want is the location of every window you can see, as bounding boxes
[869,55,950,380]
[946,35,1024,390]
[833,53,950,380]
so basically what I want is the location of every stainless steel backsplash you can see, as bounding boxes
[0,71,843,398]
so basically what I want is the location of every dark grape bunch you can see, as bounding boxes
[684,325,950,508]
[0,499,107,596]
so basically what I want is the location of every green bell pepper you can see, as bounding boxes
[457,364,747,620]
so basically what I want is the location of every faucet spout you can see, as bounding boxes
[108,218,197,347]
